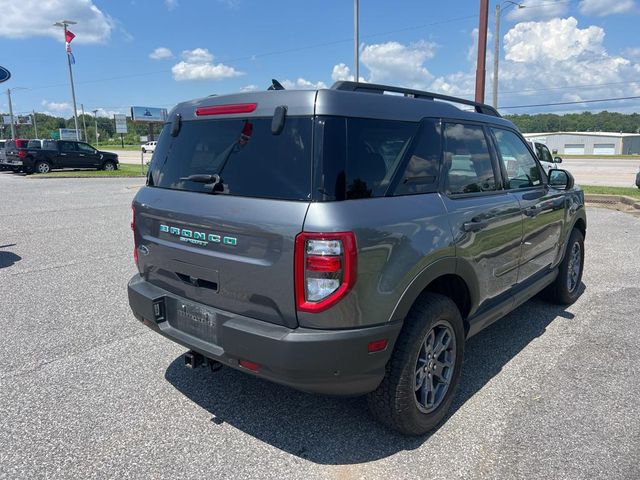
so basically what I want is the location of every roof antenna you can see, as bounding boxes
[268,79,285,91]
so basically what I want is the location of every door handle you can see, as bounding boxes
[60,153,67,156]
[79,154,85,157]
[524,206,539,217]
[463,220,489,232]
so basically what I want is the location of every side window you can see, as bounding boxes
[393,119,441,196]
[492,129,542,189]
[61,142,77,153]
[443,123,496,195]
[77,143,96,153]
[539,144,553,163]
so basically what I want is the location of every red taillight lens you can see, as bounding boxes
[18,150,26,158]
[368,339,388,353]
[239,360,259,372]
[295,232,357,313]
[131,206,138,265]
[195,103,257,116]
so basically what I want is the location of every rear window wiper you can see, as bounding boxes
[179,173,221,184]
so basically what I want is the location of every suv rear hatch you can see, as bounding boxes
[134,109,313,328]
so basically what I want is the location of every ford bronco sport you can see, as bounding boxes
[128,81,586,435]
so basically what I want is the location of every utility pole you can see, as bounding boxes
[54,20,79,141]
[92,109,99,146]
[354,0,359,82]
[81,103,88,141]
[32,110,38,138]
[475,0,489,103]
[6,88,15,139]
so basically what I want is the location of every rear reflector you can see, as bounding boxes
[368,339,388,353]
[195,103,257,116]
[239,359,259,372]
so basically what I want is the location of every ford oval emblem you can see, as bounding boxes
[0,66,11,84]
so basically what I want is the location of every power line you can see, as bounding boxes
[500,95,640,109]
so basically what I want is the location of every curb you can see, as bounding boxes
[585,194,640,211]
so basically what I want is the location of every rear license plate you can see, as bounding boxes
[169,300,218,344]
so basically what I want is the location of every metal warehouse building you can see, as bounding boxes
[523,132,640,155]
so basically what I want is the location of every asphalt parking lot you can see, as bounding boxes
[1,173,639,480]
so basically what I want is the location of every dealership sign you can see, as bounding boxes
[0,66,10,84]
[114,114,128,134]
[131,106,168,123]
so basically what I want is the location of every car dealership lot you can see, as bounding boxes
[0,173,638,480]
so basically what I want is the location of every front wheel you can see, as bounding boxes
[544,228,584,305]
[35,161,51,174]
[367,293,465,435]
[102,161,116,171]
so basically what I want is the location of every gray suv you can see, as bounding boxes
[128,82,586,435]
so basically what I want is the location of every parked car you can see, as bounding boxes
[527,139,563,175]
[636,166,640,189]
[0,140,6,170]
[127,81,587,435]
[141,141,157,153]
[13,139,119,174]
[1,138,30,172]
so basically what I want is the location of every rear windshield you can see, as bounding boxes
[5,140,15,150]
[148,117,312,201]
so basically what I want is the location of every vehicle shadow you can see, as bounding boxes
[0,248,21,269]
[164,287,583,465]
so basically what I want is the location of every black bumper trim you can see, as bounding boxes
[128,274,402,396]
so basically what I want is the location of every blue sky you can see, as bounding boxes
[1,0,639,118]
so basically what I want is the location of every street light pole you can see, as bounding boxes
[354,0,359,82]
[92,109,99,146]
[33,110,38,138]
[6,88,15,139]
[492,1,525,108]
[81,103,88,141]
[54,20,79,141]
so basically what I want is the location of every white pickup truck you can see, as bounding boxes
[527,140,563,175]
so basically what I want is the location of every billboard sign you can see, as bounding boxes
[2,115,32,125]
[131,106,168,123]
[0,66,10,84]
[114,114,128,134]
[59,128,79,140]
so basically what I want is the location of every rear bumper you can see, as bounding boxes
[128,274,401,395]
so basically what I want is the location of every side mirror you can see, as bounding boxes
[549,169,574,190]
[554,156,563,163]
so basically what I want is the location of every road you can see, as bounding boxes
[1,173,639,479]
[114,149,640,188]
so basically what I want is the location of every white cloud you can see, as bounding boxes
[180,47,213,63]
[330,63,366,83]
[240,84,259,92]
[280,78,327,90]
[171,48,242,81]
[149,47,173,60]
[579,0,636,16]
[0,0,114,44]
[165,0,178,10]
[507,0,568,21]
[360,40,436,89]
[41,100,71,113]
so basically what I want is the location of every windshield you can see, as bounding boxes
[148,117,312,201]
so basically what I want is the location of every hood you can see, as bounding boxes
[99,150,118,160]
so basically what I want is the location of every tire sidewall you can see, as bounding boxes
[103,161,115,171]
[35,161,50,174]
[560,229,584,303]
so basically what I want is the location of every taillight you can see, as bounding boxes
[195,103,257,116]
[131,206,138,265]
[295,232,356,313]
[18,150,26,158]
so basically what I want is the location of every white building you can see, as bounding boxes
[523,132,640,155]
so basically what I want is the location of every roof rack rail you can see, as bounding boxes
[330,81,501,118]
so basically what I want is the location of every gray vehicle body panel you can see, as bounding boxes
[128,84,586,395]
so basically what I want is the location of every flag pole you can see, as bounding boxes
[55,20,80,141]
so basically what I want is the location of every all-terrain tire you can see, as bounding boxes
[367,293,465,436]
[543,228,584,305]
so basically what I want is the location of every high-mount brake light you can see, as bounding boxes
[295,232,357,313]
[195,103,257,116]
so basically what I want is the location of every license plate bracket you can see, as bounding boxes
[169,299,218,344]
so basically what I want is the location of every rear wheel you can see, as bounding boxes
[35,161,51,174]
[544,228,584,305]
[102,161,116,171]
[367,293,465,435]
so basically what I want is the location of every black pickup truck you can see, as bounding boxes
[6,139,119,174]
